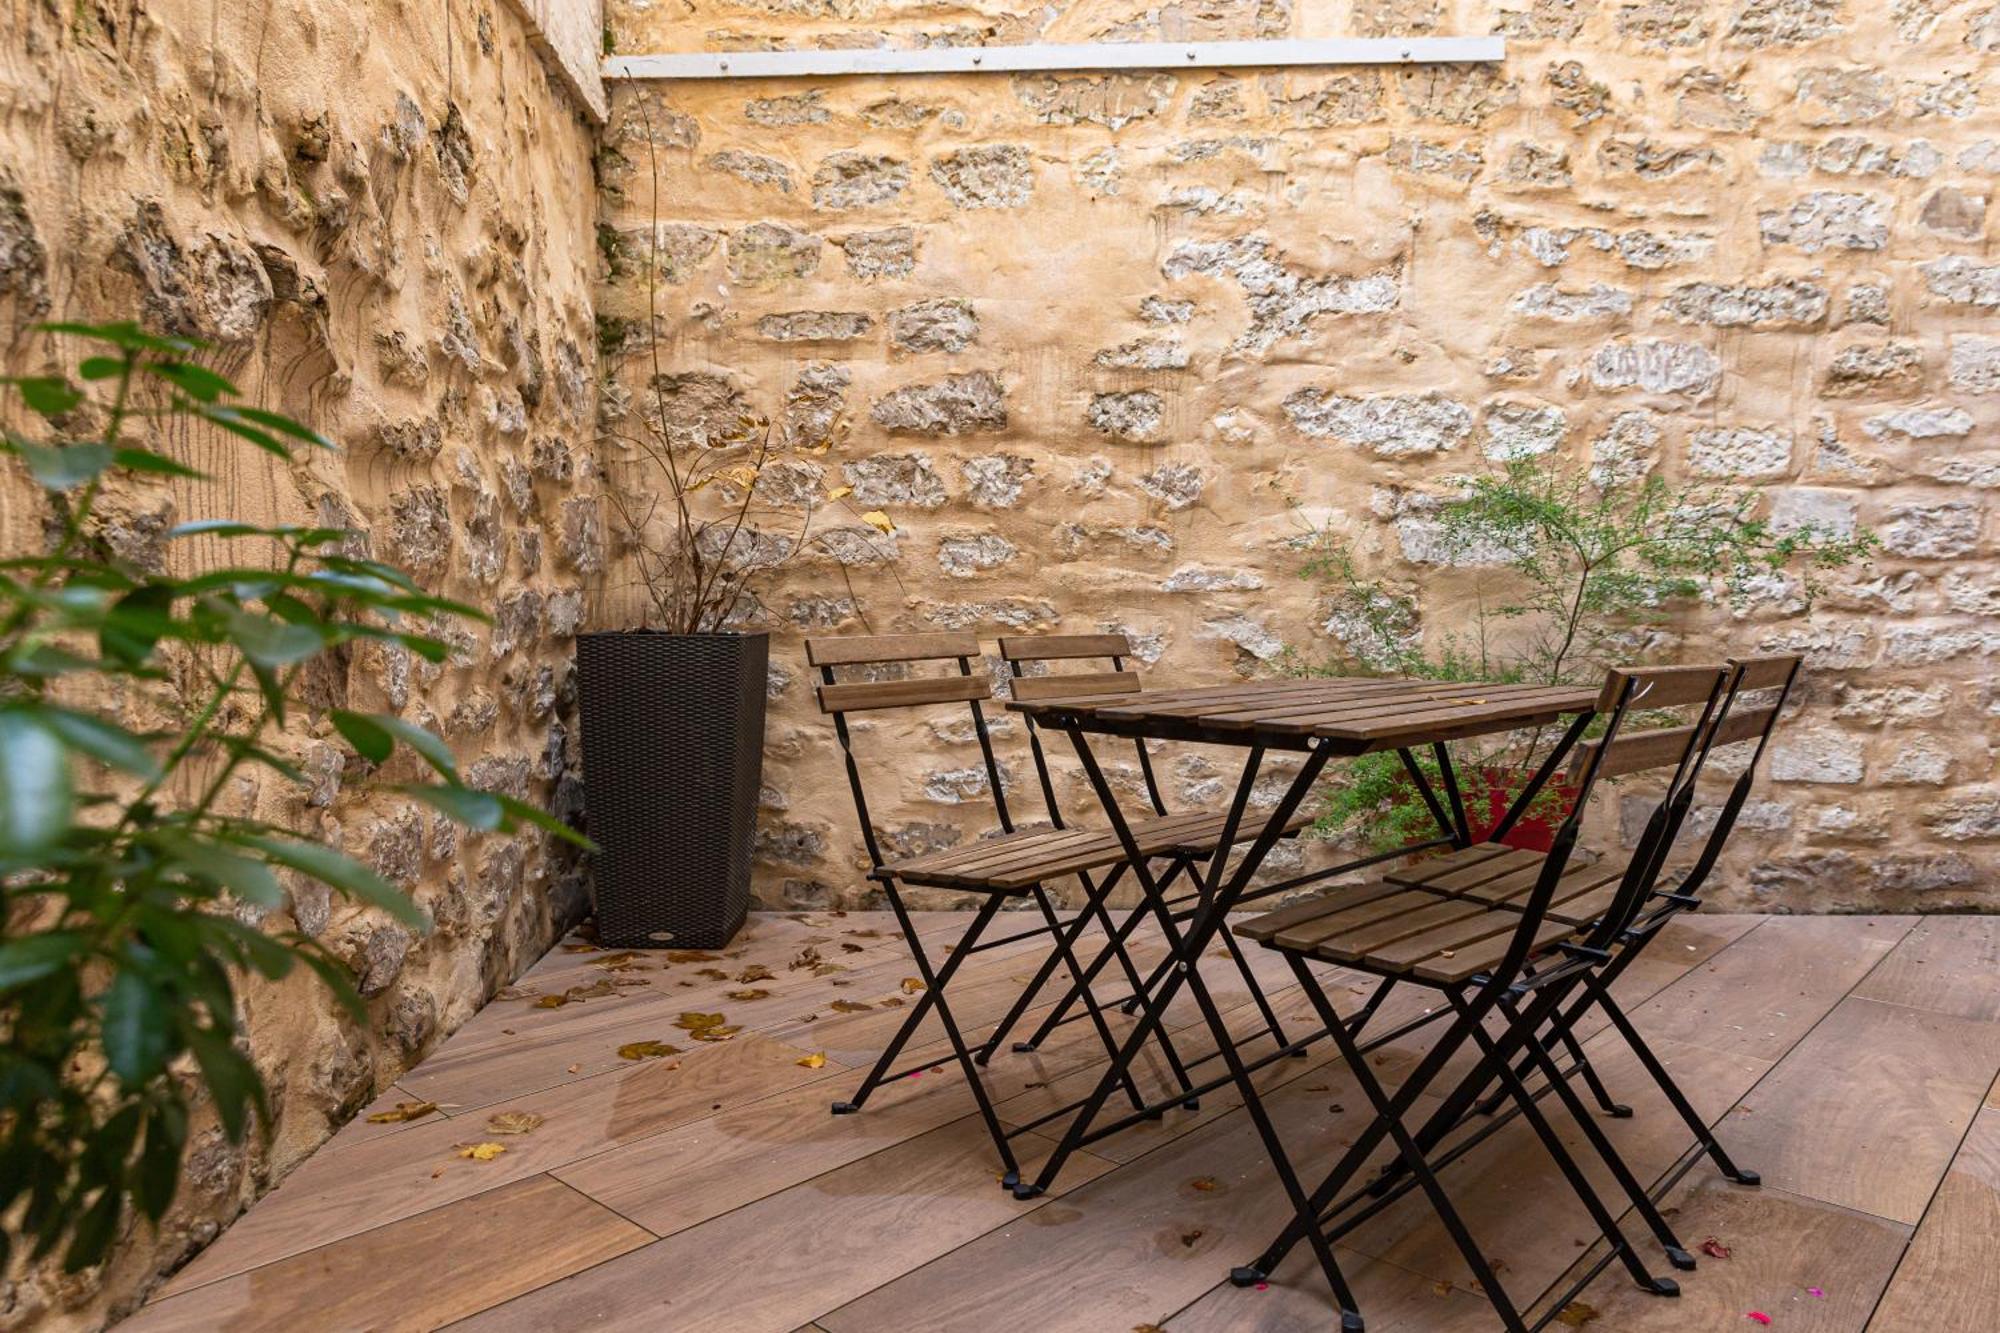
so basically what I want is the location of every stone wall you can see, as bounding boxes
[598,0,2000,917]
[1,2,601,1325]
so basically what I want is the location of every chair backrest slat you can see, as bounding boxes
[818,675,991,714]
[1594,664,1731,712]
[805,632,980,667]
[805,631,1011,870]
[1729,655,1798,692]
[1008,670,1141,703]
[996,633,1130,662]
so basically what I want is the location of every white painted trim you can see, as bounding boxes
[604,36,1505,82]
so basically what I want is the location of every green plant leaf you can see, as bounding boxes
[400,784,505,831]
[143,360,235,403]
[497,794,597,851]
[100,583,176,668]
[8,376,83,416]
[0,932,87,992]
[37,708,162,780]
[290,943,366,1026]
[113,447,204,479]
[0,710,73,855]
[240,836,427,929]
[102,967,175,1084]
[184,1025,262,1143]
[61,1180,122,1273]
[373,716,458,780]
[224,405,333,450]
[223,607,326,668]
[196,406,291,457]
[35,321,199,354]
[16,442,114,490]
[330,710,393,764]
[134,1100,187,1221]
[158,836,285,907]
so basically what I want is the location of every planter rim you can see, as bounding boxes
[577,628,772,640]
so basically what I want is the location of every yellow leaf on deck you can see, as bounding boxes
[618,1040,684,1061]
[675,1011,727,1032]
[900,977,926,994]
[366,1100,439,1124]
[860,509,895,534]
[690,1024,742,1042]
[486,1111,545,1135]
[726,988,772,1001]
[797,1052,828,1068]
[1555,1303,1599,1327]
[456,1143,506,1162]
[738,964,775,983]
[830,999,873,1013]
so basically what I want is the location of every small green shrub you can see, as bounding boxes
[0,322,586,1272]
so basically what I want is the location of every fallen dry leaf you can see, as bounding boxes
[666,950,722,964]
[618,1040,684,1061]
[737,964,775,983]
[1701,1236,1733,1260]
[691,1025,741,1042]
[592,951,641,970]
[533,978,619,1009]
[456,1142,507,1162]
[1555,1302,1599,1327]
[840,942,865,953]
[561,943,601,954]
[366,1100,439,1124]
[789,947,823,971]
[813,963,847,976]
[675,1011,727,1031]
[726,988,772,1001]
[695,967,730,980]
[830,999,873,1013]
[486,1111,545,1135]
[1189,1176,1219,1192]
[901,977,927,994]
[797,1052,828,1068]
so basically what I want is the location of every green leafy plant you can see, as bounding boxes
[0,323,587,1272]
[1291,457,1876,852]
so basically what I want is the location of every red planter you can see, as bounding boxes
[1464,765,1580,852]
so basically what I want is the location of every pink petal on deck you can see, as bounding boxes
[1807,1287,1824,1299]
[1745,1315,1772,1326]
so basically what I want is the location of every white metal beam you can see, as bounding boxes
[604,36,1506,82]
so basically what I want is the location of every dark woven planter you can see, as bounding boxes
[575,630,768,949]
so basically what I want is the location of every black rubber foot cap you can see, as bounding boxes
[1341,1312,1366,1333]
[1732,1168,1762,1186]
[1011,1183,1045,1201]
[1182,1097,1201,1112]
[1665,1247,1697,1272]
[1228,1267,1267,1289]
[1646,1277,1681,1298]
[830,1101,859,1116]
[1607,1103,1635,1118]
[1011,1042,1038,1054]
[974,1052,992,1067]
[1000,1171,1020,1191]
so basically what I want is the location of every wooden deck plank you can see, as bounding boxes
[1867,1105,2000,1330]
[1851,914,2000,1022]
[125,1176,651,1332]
[1621,915,1913,1063]
[816,1067,1421,1333]
[455,1118,1114,1332]
[1555,1177,1908,1332]
[1165,1247,1496,1332]
[156,1032,830,1297]
[1724,995,2000,1225]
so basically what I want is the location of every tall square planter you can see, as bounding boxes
[575,630,768,949]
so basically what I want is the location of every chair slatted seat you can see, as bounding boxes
[884,807,1310,891]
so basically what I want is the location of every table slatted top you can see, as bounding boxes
[1007,676,1598,752]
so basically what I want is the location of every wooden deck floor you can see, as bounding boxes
[126,910,2000,1332]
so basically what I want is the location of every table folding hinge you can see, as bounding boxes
[1555,942,1612,964]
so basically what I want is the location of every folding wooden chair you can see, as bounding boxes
[976,634,1308,1074]
[1429,654,1805,1198]
[1228,663,1737,1332]
[807,632,1272,1183]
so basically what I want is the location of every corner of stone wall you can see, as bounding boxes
[506,0,609,122]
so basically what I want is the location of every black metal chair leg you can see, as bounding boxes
[1596,986,1761,1186]
[1028,883,1151,1115]
[1219,917,1296,1052]
[1448,991,1679,1299]
[836,889,1023,1183]
[976,865,1124,1064]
